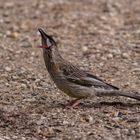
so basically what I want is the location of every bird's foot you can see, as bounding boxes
[66,98,82,108]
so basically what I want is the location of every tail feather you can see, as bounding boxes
[118,92,140,100]
[96,90,140,100]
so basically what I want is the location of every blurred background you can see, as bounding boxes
[0,0,140,139]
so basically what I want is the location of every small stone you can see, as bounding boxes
[87,116,93,122]
[20,83,27,88]
[38,127,54,137]
[0,18,4,23]
[3,12,9,17]
[35,79,40,82]
[6,31,19,38]
[4,18,11,24]
[123,129,129,134]
[107,53,113,59]
[99,62,104,66]
[131,130,135,135]
[111,49,121,55]
[101,56,107,60]
[5,83,10,86]
[5,2,14,8]
[31,52,35,56]
[21,137,26,140]
[20,39,32,48]
[6,30,12,36]
[20,22,29,30]
[5,66,11,72]
[112,117,120,121]
[12,75,18,80]
[13,32,19,38]
[82,46,88,52]
[15,50,22,54]
[122,53,129,59]
[63,120,69,125]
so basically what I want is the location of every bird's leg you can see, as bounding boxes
[66,98,82,108]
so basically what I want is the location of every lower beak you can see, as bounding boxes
[37,45,44,48]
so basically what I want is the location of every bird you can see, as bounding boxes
[38,28,140,107]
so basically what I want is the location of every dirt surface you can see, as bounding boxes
[0,0,140,139]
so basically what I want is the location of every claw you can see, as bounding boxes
[66,98,82,108]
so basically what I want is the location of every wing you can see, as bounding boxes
[60,63,119,90]
[86,73,119,90]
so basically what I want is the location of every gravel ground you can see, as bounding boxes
[0,0,140,139]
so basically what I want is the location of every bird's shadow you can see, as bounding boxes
[48,101,140,109]
[86,101,140,108]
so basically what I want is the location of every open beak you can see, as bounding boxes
[38,28,49,48]
[38,27,56,48]
[38,28,47,41]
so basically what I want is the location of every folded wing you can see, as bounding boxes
[61,63,119,90]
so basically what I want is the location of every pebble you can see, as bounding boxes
[20,83,27,88]
[21,137,26,140]
[31,52,35,56]
[87,115,93,123]
[2,136,11,140]
[6,30,11,36]
[6,30,19,38]
[82,46,88,52]
[5,2,14,8]
[4,18,11,24]
[99,62,104,66]
[131,130,135,135]
[5,83,10,86]
[122,53,129,59]
[35,79,41,83]
[12,75,18,80]
[112,117,120,121]
[107,53,113,59]
[3,12,9,17]
[5,66,11,72]
[20,39,32,48]
[101,56,107,60]
[114,129,121,136]
[63,120,69,125]
[0,18,4,23]
[20,22,30,31]
[122,129,129,134]
[111,49,121,55]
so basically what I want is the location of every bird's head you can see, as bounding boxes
[38,28,56,49]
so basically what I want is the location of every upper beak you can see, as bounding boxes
[38,27,56,47]
[38,28,47,41]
